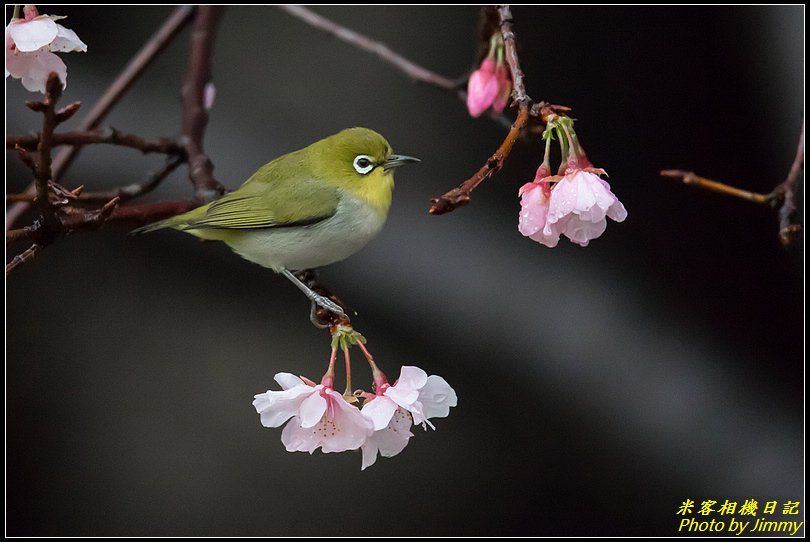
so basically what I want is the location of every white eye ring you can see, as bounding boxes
[353,155,375,175]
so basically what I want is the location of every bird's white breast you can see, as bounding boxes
[224,192,386,272]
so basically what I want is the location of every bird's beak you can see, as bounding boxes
[383,154,420,172]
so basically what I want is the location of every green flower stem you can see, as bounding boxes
[342,346,353,398]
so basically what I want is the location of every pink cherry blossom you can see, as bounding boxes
[518,179,559,248]
[466,57,499,118]
[519,169,626,248]
[546,169,627,247]
[360,407,414,470]
[359,366,457,468]
[253,373,373,454]
[5,6,87,93]
[361,366,458,430]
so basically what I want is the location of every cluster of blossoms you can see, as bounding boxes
[466,32,512,118]
[518,116,627,247]
[5,5,87,94]
[253,325,457,470]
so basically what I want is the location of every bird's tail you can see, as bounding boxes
[130,214,190,235]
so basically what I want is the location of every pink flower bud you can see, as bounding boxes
[491,64,512,113]
[466,57,499,118]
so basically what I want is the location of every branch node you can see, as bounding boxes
[54,101,82,123]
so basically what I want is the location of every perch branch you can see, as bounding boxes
[6,5,195,231]
[7,200,198,243]
[181,5,226,202]
[295,270,352,328]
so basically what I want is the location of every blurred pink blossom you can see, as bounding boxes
[5,5,87,93]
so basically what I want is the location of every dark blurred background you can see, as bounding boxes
[6,5,804,536]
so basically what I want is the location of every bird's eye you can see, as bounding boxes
[353,155,375,175]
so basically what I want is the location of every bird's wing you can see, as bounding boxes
[182,177,339,230]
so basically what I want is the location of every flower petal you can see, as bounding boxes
[492,64,511,113]
[361,395,399,431]
[280,417,321,454]
[360,437,380,470]
[8,17,58,52]
[375,408,413,457]
[518,182,549,237]
[360,407,413,470]
[563,216,607,246]
[419,375,458,420]
[50,24,87,52]
[274,372,304,390]
[6,47,67,93]
[252,385,313,428]
[319,391,372,453]
[298,390,327,428]
[466,61,499,118]
[395,366,428,391]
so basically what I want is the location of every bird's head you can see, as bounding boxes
[311,127,419,216]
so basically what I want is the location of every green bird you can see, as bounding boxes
[134,127,419,318]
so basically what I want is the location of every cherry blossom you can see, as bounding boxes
[545,169,627,247]
[360,406,414,470]
[5,5,87,93]
[357,365,457,468]
[253,373,372,454]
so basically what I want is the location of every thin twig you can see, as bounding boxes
[181,6,226,202]
[773,120,805,246]
[6,6,195,231]
[71,155,185,203]
[659,170,773,204]
[278,5,456,91]
[106,200,198,223]
[661,120,804,246]
[5,244,42,274]
[8,127,185,156]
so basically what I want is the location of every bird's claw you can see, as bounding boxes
[313,293,346,317]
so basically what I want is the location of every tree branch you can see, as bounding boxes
[181,6,226,203]
[430,107,531,214]
[6,6,195,232]
[295,270,352,328]
[31,75,63,237]
[660,119,804,247]
[7,199,198,244]
[659,170,773,204]
[773,120,804,246]
[279,5,457,91]
[8,127,185,156]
